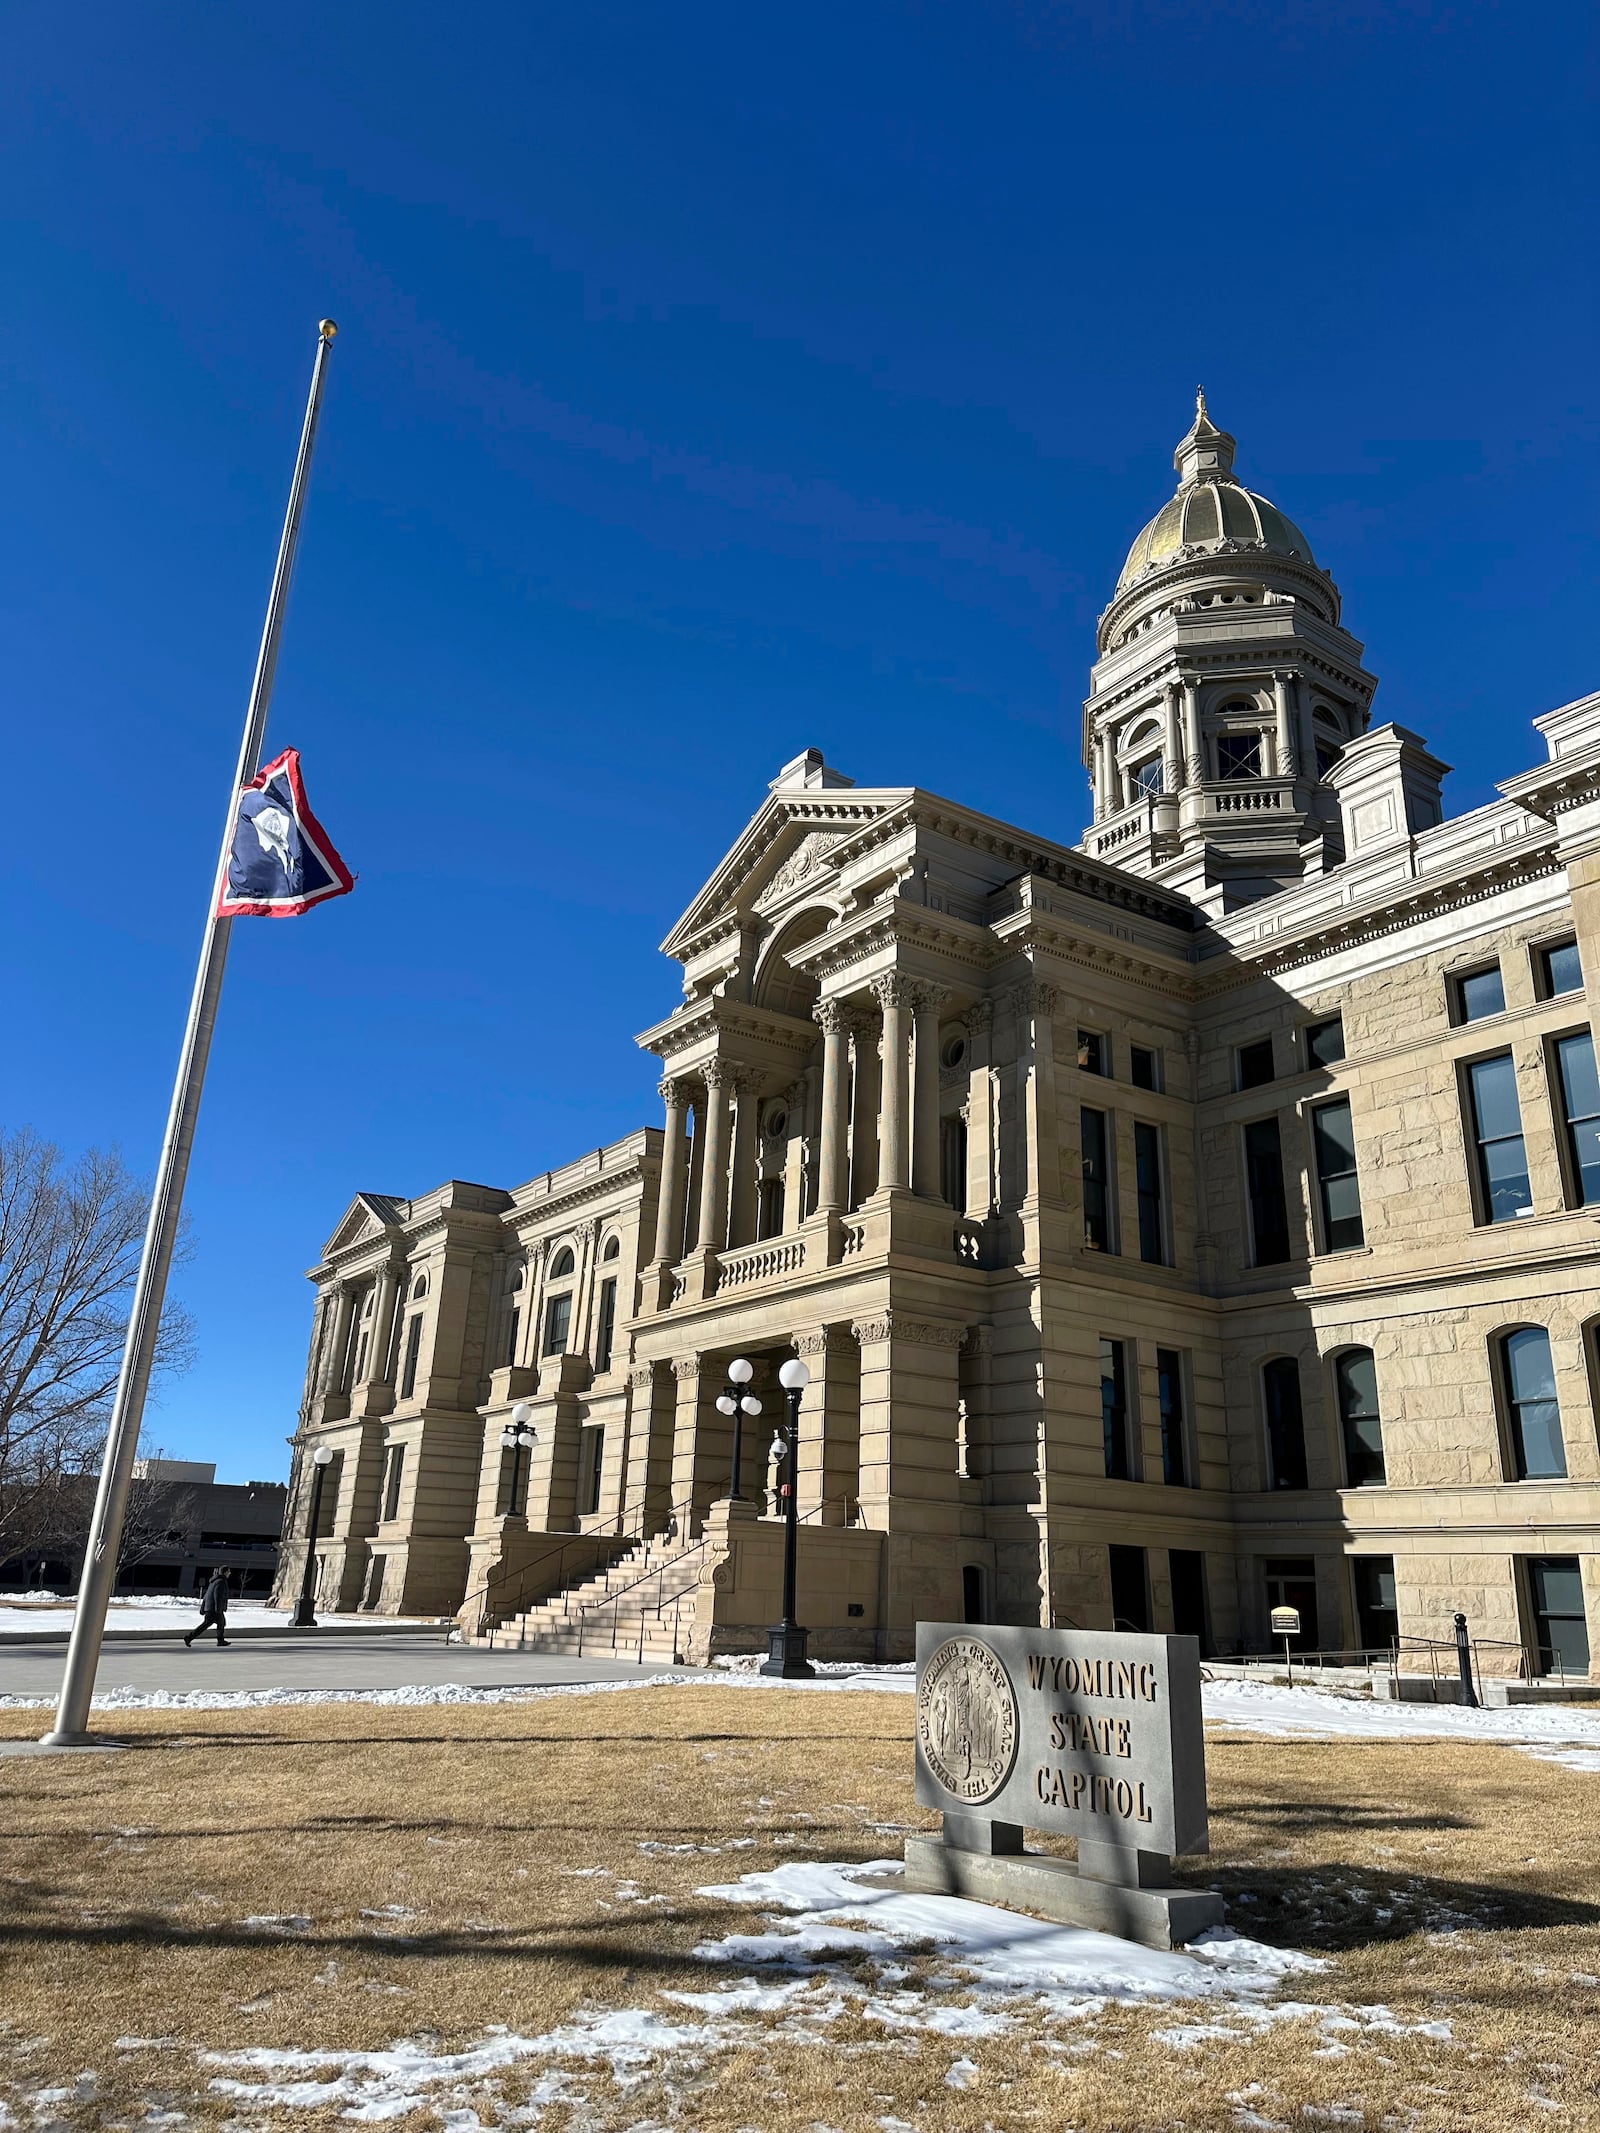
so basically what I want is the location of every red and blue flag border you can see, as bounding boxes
[215,746,355,918]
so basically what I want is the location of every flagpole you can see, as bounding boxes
[43,320,339,1747]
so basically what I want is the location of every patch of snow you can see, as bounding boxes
[1202,1677,1600,1751]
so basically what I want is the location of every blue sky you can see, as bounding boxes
[2,1,1594,1482]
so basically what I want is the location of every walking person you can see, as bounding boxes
[184,1569,232,1648]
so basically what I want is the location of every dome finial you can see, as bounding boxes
[1196,384,1207,419]
[1174,388,1235,484]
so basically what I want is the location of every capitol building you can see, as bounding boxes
[275,396,1600,1680]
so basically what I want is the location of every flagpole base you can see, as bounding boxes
[24,1732,127,1754]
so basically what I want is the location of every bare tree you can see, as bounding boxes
[0,1129,194,1568]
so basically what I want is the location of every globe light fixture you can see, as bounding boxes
[499,1417,536,1516]
[291,1443,338,1629]
[720,1358,759,1500]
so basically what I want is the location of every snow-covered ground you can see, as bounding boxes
[0,1597,442,1635]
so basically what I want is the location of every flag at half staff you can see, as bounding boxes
[216,747,354,917]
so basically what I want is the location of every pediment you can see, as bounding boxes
[662,788,906,956]
[324,1192,406,1257]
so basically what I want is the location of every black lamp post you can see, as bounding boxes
[501,1402,537,1516]
[715,1357,761,1500]
[290,1445,335,1628]
[761,1358,815,1678]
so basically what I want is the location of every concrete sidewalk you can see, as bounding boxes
[0,1633,667,1703]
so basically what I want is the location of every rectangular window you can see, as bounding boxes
[542,1291,572,1357]
[399,1315,423,1399]
[503,1309,520,1370]
[940,1115,968,1209]
[1353,1556,1399,1653]
[594,1278,618,1373]
[1157,1347,1188,1487]
[1527,1557,1590,1677]
[354,1332,370,1384]
[1237,1038,1275,1090]
[1134,1121,1167,1265]
[1243,1116,1292,1265]
[1130,756,1163,797]
[578,1425,605,1517]
[1311,1098,1365,1251]
[1465,1053,1534,1223]
[1554,1031,1600,1207]
[1217,732,1263,780]
[1130,1044,1162,1092]
[381,1444,406,1523]
[1077,1029,1107,1076]
[1452,962,1506,1025]
[1081,1107,1115,1252]
[1538,938,1583,999]
[1264,1557,1319,1651]
[1169,1549,1209,1653]
[1100,1337,1132,1480]
[1337,1349,1387,1487]
[1501,1327,1566,1479]
[1108,1544,1150,1632]
[1306,1014,1345,1068]
[1263,1358,1308,1489]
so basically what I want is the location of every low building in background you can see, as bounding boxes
[274,397,1600,1681]
[1,1460,286,1599]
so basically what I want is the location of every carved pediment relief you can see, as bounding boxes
[754,827,851,910]
[324,1192,405,1257]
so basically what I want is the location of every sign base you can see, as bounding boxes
[904,1832,1224,1951]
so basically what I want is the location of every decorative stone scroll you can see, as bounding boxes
[904,1621,1223,1950]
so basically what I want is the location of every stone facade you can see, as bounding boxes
[275,398,1600,1680]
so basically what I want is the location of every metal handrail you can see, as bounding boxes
[449,1485,700,1643]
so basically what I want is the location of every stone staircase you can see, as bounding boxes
[486,1523,705,1660]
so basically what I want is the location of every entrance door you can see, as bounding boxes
[1108,1544,1151,1633]
[1169,1548,1209,1654]
[1264,1558,1319,1651]
[1352,1555,1399,1653]
[1528,1558,1590,1676]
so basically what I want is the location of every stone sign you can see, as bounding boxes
[905,1622,1222,1949]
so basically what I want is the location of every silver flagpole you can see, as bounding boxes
[43,320,339,1747]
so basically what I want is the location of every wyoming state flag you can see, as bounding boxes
[216,748,354,918]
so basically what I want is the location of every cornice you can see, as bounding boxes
[665,792,903,956]
[505,1157,656,1236]
[1499,746,1600,825]
[637,994,823,1065]
[1097,544,1342,653]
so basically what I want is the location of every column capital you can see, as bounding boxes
[628,1361,658,1391]
[671,1355,703,1382]
[850,1310,967,1348]
[791,1324,853,1359]
[870,972,917,1013]
[813,997,856,1037]
[910,980,952,1016]
[1006,978,1059,1020]
[700,1058,736,1092]
[658,1074,690,1107]
[966,998,994,1034]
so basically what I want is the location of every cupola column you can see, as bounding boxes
[911,983,951,1200]
[694,1062,734,1251]
[872,975,914,1192]
[813,1001,853,1214]
[1163,682,1185,792]
[1273,671,1298,778]
[1181,681,1203,787]
[652,1078,691,1266]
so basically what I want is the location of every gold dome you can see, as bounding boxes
[1115,391,1316,593]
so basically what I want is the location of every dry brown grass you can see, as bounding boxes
[2,1688,1599,2131]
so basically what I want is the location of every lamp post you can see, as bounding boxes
[290,1445,335,1628]
[715,1357,762,1501]
[501,1402,537,1517]
[761,1358,814,1678]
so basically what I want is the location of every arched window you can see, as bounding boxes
[602,1234,621,1262]
[1262,1358,1308,1490]
[542,1246,576,1356]
[409,1271,429,1302]
[1499,1327,1565,1479]
[548,1246,576,1280]
[1214,699,1265,781]
[1335,1349,1386,1487]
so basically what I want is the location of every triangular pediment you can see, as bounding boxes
[662,784,908,956]
[324,1191,406,1257]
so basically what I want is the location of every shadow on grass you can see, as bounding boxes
[1192,1863,1600,1952]
[1217,1801,1475,1833]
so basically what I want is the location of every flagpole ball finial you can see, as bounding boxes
[319,319,338,340]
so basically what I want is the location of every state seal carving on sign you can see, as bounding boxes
[918,1636,1019,1803]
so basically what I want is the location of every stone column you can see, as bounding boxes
[668,1354,718,1532]
[1181,680,1202,787]
[623,1360,676,1530]
[1091,725,1109,817]
[911,982,950,1200]
[727,1071,762,1248]
[852,1311,967,1646]
[791,1327,861,1524]
[964,1000,996,1217]
[814,1000,854,1213]
[1273,671,1297,778]
[652,1077,691,1265]
[694,1063,733,1252]
[1007,978,1061,1211]
[1163,682,1185,793]
[873,974,915,1192]
[361,1263,401,1388]
[781,1075,808,1233]
[320,1283,357,1394]
[848,1013,881,1208]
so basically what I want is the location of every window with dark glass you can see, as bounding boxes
[1554,1031,1600,1208]
[1528,1557,1590,1677]
[1131,756,1163,797]
[1311,1099,1364,1251]
[578,1425,605,1517]
[757,1176,786,1240]
[1315,741,1342,779]
[1216,732,1263,780]
[1452,963,1506,1025]
[1264,1558,1319,1651]
[381,1444,406,1523]
[1135,1121,1167,1265]
[1237,1038,1275,1089]
[1465,1053,1533,1223]
[1169,1549,1209,1652]
[1353,1556,1399,1652]
[1262,1357,1308,1489]
[1306,1015,1345,1068]
[1077,1030,1107,1075]
[1157,1347,1188,1486]
[1244,1116,1292,1265]
[1130,1044,1162,1092]
[543,1290,572,1357]
[1108,1544,1150,1632]
[502,1309,520,1370]
[399,1315,423,1399]
[1538,939,1583,999]
[1081,1107,1114,1252]
[1100,1337,1132,1480]
[940,1115,968,1208]
[1500,1327,1565,1479]
[595,1279,618,1373]
[1336,1349,1386,1486]
[353,1332,370,1384]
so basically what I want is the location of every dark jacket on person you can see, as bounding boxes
[199,1573,229,1617]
